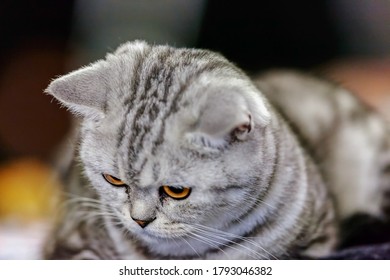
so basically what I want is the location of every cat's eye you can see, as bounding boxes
[102,174,127,186]
[161,185,191,199]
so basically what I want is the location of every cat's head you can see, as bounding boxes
[46,41,273,257]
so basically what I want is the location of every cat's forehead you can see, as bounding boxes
[107,42,232,80]
[102,43,238,116]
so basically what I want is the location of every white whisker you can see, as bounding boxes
[179,236,201,258]
[187,231,230,258]
[191,224,277,260]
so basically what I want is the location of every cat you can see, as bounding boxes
[44,40,390,260]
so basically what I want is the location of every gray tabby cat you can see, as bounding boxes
[44,41,390,259]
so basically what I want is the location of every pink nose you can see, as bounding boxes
[131,217,155,228]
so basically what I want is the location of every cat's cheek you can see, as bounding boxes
[88,176,129,208]
[120,203,132,220]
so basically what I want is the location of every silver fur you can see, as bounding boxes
[44,41,390,259]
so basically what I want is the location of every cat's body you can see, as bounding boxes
[44,41,390,259]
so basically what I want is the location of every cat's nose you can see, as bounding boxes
[131,217,155,228]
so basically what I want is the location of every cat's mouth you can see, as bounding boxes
[118,208,191,240]
[142,230,172,240]
[132,229,189,249]
[131,221,191,242]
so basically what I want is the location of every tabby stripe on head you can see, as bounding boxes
[150,57,235,157]
[116,46,155,148]
[131,51,176,160]
[116,50,156,176]
[125,50,161,147]
[123,50,175,171]
[126,51,180,171]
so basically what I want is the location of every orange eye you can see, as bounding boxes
[162,185,191,199]
[102,174,127,186]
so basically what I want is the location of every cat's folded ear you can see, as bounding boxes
[185,88,270,151]
[45,60,108,117]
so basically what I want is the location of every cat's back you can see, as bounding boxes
[254,70,390,219]
[254,70,368,145]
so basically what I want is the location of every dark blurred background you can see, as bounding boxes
[1,0,390,259]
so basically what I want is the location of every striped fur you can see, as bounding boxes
[44,41,389,259]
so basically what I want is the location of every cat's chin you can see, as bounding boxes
[136,232,201,258]
[136,228,187,241]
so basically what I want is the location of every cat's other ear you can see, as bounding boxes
[185,88,269,151]
[45,60,108,117]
